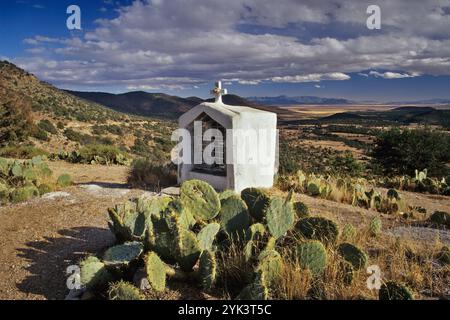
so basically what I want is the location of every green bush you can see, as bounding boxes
[57,174,73,188]
[32,128,49,141]
[0,145,48,159]
[38,119,57,134]
[127,158,177,191]
[329,151,364,177]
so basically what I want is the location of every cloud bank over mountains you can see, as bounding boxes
[14,0,450,91]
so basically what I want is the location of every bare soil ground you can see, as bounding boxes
[0,162,448,300]
[0,163,144,300]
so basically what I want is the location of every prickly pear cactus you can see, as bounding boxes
[108,281,144,300]
[241,188,270,222]
[219,190,237,201]
[199,250,217,290]
[429,211,450,228]
[103,241,144,267]
[379,281,414,300]
[10,186,39,203]
[294,201,309,219]
[295,217,339,245]
[256,250,283,287]
[435,246,450,266]
[307,182,320,196]
[144,252,166,292]
[368,217,382,237]
[246,223,266,242]
[197,223,220,251]
[337,243,368,270]
[80,256,113,291]
[219,195,251,239]
[146,213,177,264]
[265,195,295,240]
[180,180,220,221]
[236,271,269,300]
[175,227,201,272]
[108,201,146,242]
[339,260,354,285]
[295,240,327,275]
[387,189,400,201]
[341,224,357,241]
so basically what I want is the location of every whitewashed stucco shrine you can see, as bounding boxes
[177,81,278,192]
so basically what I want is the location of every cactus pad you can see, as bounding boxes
[219,195,251,239]
[296,240,327,275]
[265,196,295,240]
[295,217,339,245]
[175,228,201,271]
[108,281,144,300]
[369,217,382,237]
[379,281,414,300]
[294,201,309,219]
[256,250,283,286]
[197,223,220,251]
[103,241,144,267]
[180,180,220,221]
[337,243,368,270]
[144,252,166,292]
[241,188,270,222]
[199,250,217,290]
[80,256,113,291]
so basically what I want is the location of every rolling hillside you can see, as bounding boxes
[66,90,199,119]
[0,61,175,160]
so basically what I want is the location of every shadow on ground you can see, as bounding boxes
[16,227,114,300]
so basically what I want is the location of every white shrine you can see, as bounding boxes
[177,81,278,192]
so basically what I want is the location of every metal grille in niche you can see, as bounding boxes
[192,114,226,176]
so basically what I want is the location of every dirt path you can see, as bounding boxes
[0,163,144,300]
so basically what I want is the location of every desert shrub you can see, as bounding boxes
[77,145,131,165]
[329,151,364,177]
[371,128,450,177]
[31,127,49,141]
[64,128,113,146]
[0,92,35,146]
[131,138,152,157]
[57,174,73,187]
[38,119,57,134]
[0,145,48,159]
[127,158,177,191]
[57,121,65,130]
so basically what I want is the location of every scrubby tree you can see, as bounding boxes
[371,127,450,176]
[0,90,35,146]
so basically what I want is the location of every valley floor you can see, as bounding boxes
[0,162,448,300]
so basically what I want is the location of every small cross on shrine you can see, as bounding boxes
[210,81,228,104]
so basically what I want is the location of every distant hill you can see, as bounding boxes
[0,60,174,157]
[205,94,258,107]
[67,90,200,119]
[247,95,353,106]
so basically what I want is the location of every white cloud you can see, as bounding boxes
[368,71,421,79]
[272,73,351,83]
[16,0,450,90]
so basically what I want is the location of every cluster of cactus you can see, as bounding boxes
[49,149,132,166]
[379,169,450,196]
[283,170,405,215]
[78,180,346,299]
[379,281,414,300]
[428,211,450,228]
[0,156,61,204]
[353,187,401,215]
[77,179,415,300]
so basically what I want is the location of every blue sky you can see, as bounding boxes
[1,0,450,101]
